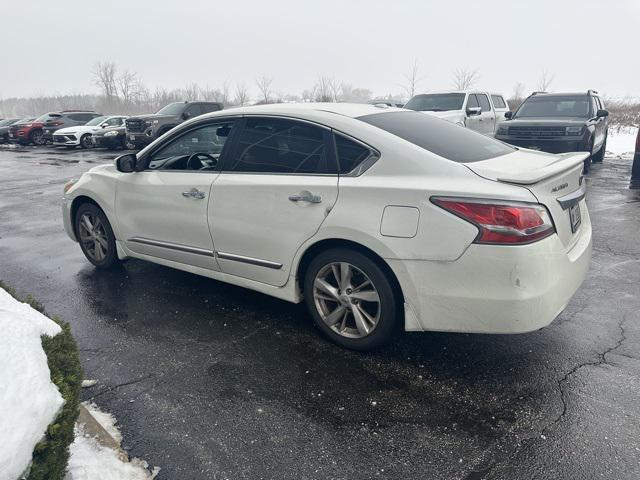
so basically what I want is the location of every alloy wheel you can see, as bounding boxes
[78,213,109,262]
[81,134,92,149]
[32,130,44,145]
[312,262,381,338]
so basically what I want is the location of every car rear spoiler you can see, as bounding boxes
[496,152,589,185]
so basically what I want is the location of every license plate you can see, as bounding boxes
[8,133,13,138]
[569,203,581,233]
[129,135,135,141]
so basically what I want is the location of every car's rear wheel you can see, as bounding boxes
[303,248,399,350]
[30,129,45,146]
[80,134,93,149]
[75,203,119,268]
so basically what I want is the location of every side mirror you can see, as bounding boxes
[466,107,482,116]
[115,153,137,173]
[596,109,609,118]
[182,112,191,120]
[504,111,513,119]
[101,123,109,128]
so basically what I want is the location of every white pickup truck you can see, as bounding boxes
[404,90,509,136]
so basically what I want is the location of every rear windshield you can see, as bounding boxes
[404,93,465,112]
[357,111,515,163]
[515,96,591,118]
[85,116,108,126]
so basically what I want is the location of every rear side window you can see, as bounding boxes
[477,95,491,112]
[358,111,515,163]
[334,134,375,174]
[228,118,333,174]
[491,95,507,109]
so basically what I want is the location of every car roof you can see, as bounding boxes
[211,102,403,119]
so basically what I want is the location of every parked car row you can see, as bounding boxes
[404,89,609,172]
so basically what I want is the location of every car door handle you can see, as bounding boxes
[288,191,322,203]
[182,188,206,199]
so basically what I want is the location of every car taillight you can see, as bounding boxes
[431,197,555,245]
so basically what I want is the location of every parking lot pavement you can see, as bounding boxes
[1,144,639,480]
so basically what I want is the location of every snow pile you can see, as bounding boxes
[0,287,64,480]
[66,402,159,480]
[606,126,638,159]
[66,426,157,480]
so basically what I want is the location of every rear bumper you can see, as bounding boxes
[391,208,592,334]
[495,135,590,154]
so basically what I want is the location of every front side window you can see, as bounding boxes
[466,94,479,109]
[477,94,491,112]
[515,96,591,118]
[404,93,465,112]
[105,117,123,127]
[184,104,202,118]
[146,121,235,171]
[358,111,515,163]
[227,118,332,174]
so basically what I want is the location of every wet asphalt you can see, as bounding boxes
[0,144,639,480]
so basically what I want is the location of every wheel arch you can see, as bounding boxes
[69,195,116,240]
[295,238,405,306]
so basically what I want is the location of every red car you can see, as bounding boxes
[8,117,43,145]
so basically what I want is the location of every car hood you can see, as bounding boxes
[55,125,101,135]
[127,114,176,122]
[93,126,125,137]
[501,117,587,127]
[417,110,465,123]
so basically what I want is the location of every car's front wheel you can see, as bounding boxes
[80,134,93,149]
[30,129,45,146]
[75,203,119,268]
[303,248,399,350]
[592,133,607,163]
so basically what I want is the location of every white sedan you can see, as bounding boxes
[53,116,128,148]
[62,103,592,350]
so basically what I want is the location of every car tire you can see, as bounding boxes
[75,203,119,269]
[30,129,45,146]
[80,134,93,149]
[303,248,400,350]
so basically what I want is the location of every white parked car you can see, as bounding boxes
[53,116,128,148]
[405,91,509,136]
[62,103,591,350]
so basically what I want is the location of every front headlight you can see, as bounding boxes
[496,126,509,135]
[566,126,583,136]
[104,130,119,137]
[63,179,77,194]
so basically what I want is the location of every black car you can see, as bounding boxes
[125,101,223,148]
[495,90,609,172]
[91,125,135,150]
[0,118,23,143]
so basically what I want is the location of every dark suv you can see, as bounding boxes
[125,101,223,148]
[495,90,609,172]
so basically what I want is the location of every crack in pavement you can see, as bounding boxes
[462,313,630,480]
[88,374,157,400]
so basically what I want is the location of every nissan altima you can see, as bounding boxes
[62,103,592,350]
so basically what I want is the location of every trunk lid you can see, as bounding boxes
[466,149,588,248]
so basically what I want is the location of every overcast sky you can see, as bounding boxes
[3,0,639,100]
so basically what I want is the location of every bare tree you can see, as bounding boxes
[117,70,141,105]
[255,75,273,104]
[452,67,479,90]
[233,82,250,106]
[508,82,526,110]
[537,70,554,92]
[93,61,118,102]
[402,59,423,99]
[313,76,340,102]
[182,82,200,101]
